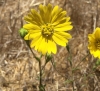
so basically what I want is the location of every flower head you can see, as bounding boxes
[23,4,73,55]
[88,27,100,58]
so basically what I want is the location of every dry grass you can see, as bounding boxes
[0,0,100,91]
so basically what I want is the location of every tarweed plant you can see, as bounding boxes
[88,27,100,59]
[88,27,100,70]
[19,3,73,91]
[19,3,100,91]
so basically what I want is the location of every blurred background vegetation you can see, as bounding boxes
[0,0,100,91]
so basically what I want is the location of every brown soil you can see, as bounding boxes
[0,0,100,91]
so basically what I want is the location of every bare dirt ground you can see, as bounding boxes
[0,0,100,91]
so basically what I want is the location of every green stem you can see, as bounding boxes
[72,71,75,91]
[70,61,75,91]
[68,54,75,91]
[39,60,45,91]
[39,60,42,90]
[75,53,89,68]
[25,40,40,61]
[25,41,45,90]
[29,46,40,61]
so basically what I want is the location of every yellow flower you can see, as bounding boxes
[88,27,100,58]
[23,4,73,55]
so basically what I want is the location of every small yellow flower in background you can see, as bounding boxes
[88,27,100,58]
[23,4,73,55]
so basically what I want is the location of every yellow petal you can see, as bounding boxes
[39,4,47,23]
[31,36,42,48]
[94,27,100,39]
[31,36,57,54]
[52,17,66,26]
[51,5,59,17]
[24,9,43,25]
[55,22,72,28]
[46,4,53,22]
[37,38,57,54]
[27,30,41,33]
[39,4,52,23]
[88,34,95,43]
[52,33,67,46]
[55,32,72,39]
[37,38,48,54]
[54,17,71,27]
[24,32,41,40]
[51,7,62,23]
[24,14,40,25]
[31,9,44,25]
[47,40,57,54]
[51,11,67,24]
[23,24,40,30]
[88,44,96,51]
[54,25,73,31]
[91,50,100,58]
[24,16,37,25]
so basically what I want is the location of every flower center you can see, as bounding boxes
[96,39,100,50]
[41,23,54,38]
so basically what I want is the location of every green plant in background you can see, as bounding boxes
[66,45,90,91]
[93,59,100,70]
[63,27,100,91]
[19,3,73,91]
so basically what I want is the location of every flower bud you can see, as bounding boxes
[19,28,28,39]
[46,53,53,63]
